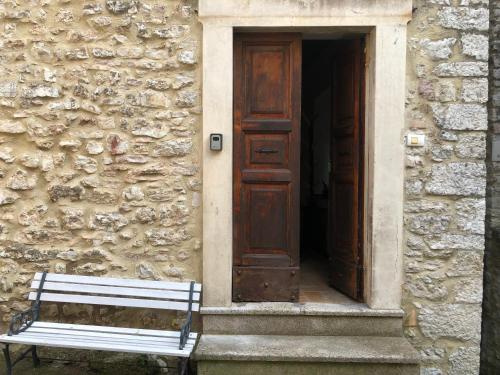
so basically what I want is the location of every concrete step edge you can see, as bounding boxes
[194,335,420,364]
[201,303,404,317]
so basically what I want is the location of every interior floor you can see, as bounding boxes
[299,258,356,304]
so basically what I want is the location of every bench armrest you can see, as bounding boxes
[179,311,192,350]
[8,305,40,336]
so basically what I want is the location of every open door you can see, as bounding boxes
[233,33,302,302]
[329,39,365,301]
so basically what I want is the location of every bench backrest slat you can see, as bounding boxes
[30,281,201,302]
[28,292,200,311]
[33,273,201,292]
[30,273,201,312]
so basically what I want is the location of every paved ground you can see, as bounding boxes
[0,348,181,374]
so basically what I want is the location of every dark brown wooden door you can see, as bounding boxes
[233,33,302,302]
[329,39,365,301]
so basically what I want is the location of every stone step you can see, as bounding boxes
[194,334,420,375]
[201,303,405,336]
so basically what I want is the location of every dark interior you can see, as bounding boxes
[300,40,336,265]
[299,40,341,302]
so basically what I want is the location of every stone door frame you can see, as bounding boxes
[199,0,412,310]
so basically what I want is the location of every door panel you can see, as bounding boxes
[234,33,301,302]
[329,39,365,301]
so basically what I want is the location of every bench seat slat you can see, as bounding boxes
[31,322,197,339]
[30,281,201,302]
[26,328,196,346]
[33,273,201,293]
[0,334,192,357]
[18,332,195,350]
[28,292,200,312]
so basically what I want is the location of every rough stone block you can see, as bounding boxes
[456,198,485,234]
[461,34,488,61]
[462,78,488,103]
[418,304,481,342]
[431,104,487,130]
[455,133,486,159]
[438,7,489,31]
[433,62,488,77]
[425,162,486,196]
[449,347,480,375]
[419,38,456,60]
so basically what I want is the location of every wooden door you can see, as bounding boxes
[329,39,365,301]
[233,33,302,302]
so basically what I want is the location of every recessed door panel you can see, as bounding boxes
[246,184,289,252]
[246,134,289,168]
[244,45,291,119]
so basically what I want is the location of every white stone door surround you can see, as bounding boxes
[200,0,412,310]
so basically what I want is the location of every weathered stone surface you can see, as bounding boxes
[86,141,104,155]
[454,278,483,303]
[0,121,25,133]
[0,188,19,205]
[178,50,197,65]
[7,169,37,190]
[418,304,481,342]
[419,38,456,60]
[405,275,448,301]
[145,228,190,246]
[152,139,192,157]
[131,120,168,138]
[89,212,128,231]
[136,262,159,280]
[461,34,488,61]
[455,133,486,159]
[438,7,489,31]
[74,155,98,174]
[60,208,85,230]
[18,205,48,226]
[421,368,443,375]
[425,162,486,196]
[407,214,451,234]
[449,347,480,375]
[433,62,488,77]
[175,91,198,108]
[447,251,484,277]
[431,104,487,130]
[21,84,59,98]
[456,198,485,235]
[0,82,16,98]
[105,0,139,14]
[135,207,156,223]
[425,234,484,251]
[48,185,85,202]
[462,78,488,103]
[122,186,144,201]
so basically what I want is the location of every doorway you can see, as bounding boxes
[233,33,365,303]
[300,39,365,303]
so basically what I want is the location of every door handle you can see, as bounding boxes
[256,148,279,154]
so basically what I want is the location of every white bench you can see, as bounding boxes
[0,272,201,375]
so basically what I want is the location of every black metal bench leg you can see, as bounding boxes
[178,358,189,375]
[3,344,12,375]
[31,345,40,368]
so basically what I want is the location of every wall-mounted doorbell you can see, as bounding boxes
[210,134,223,151]
[404,133,426,147]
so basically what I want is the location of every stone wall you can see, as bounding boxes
[481,0,500,373]
[0,0,202,329]
[0,0,491,374]
[403,1,488,375]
